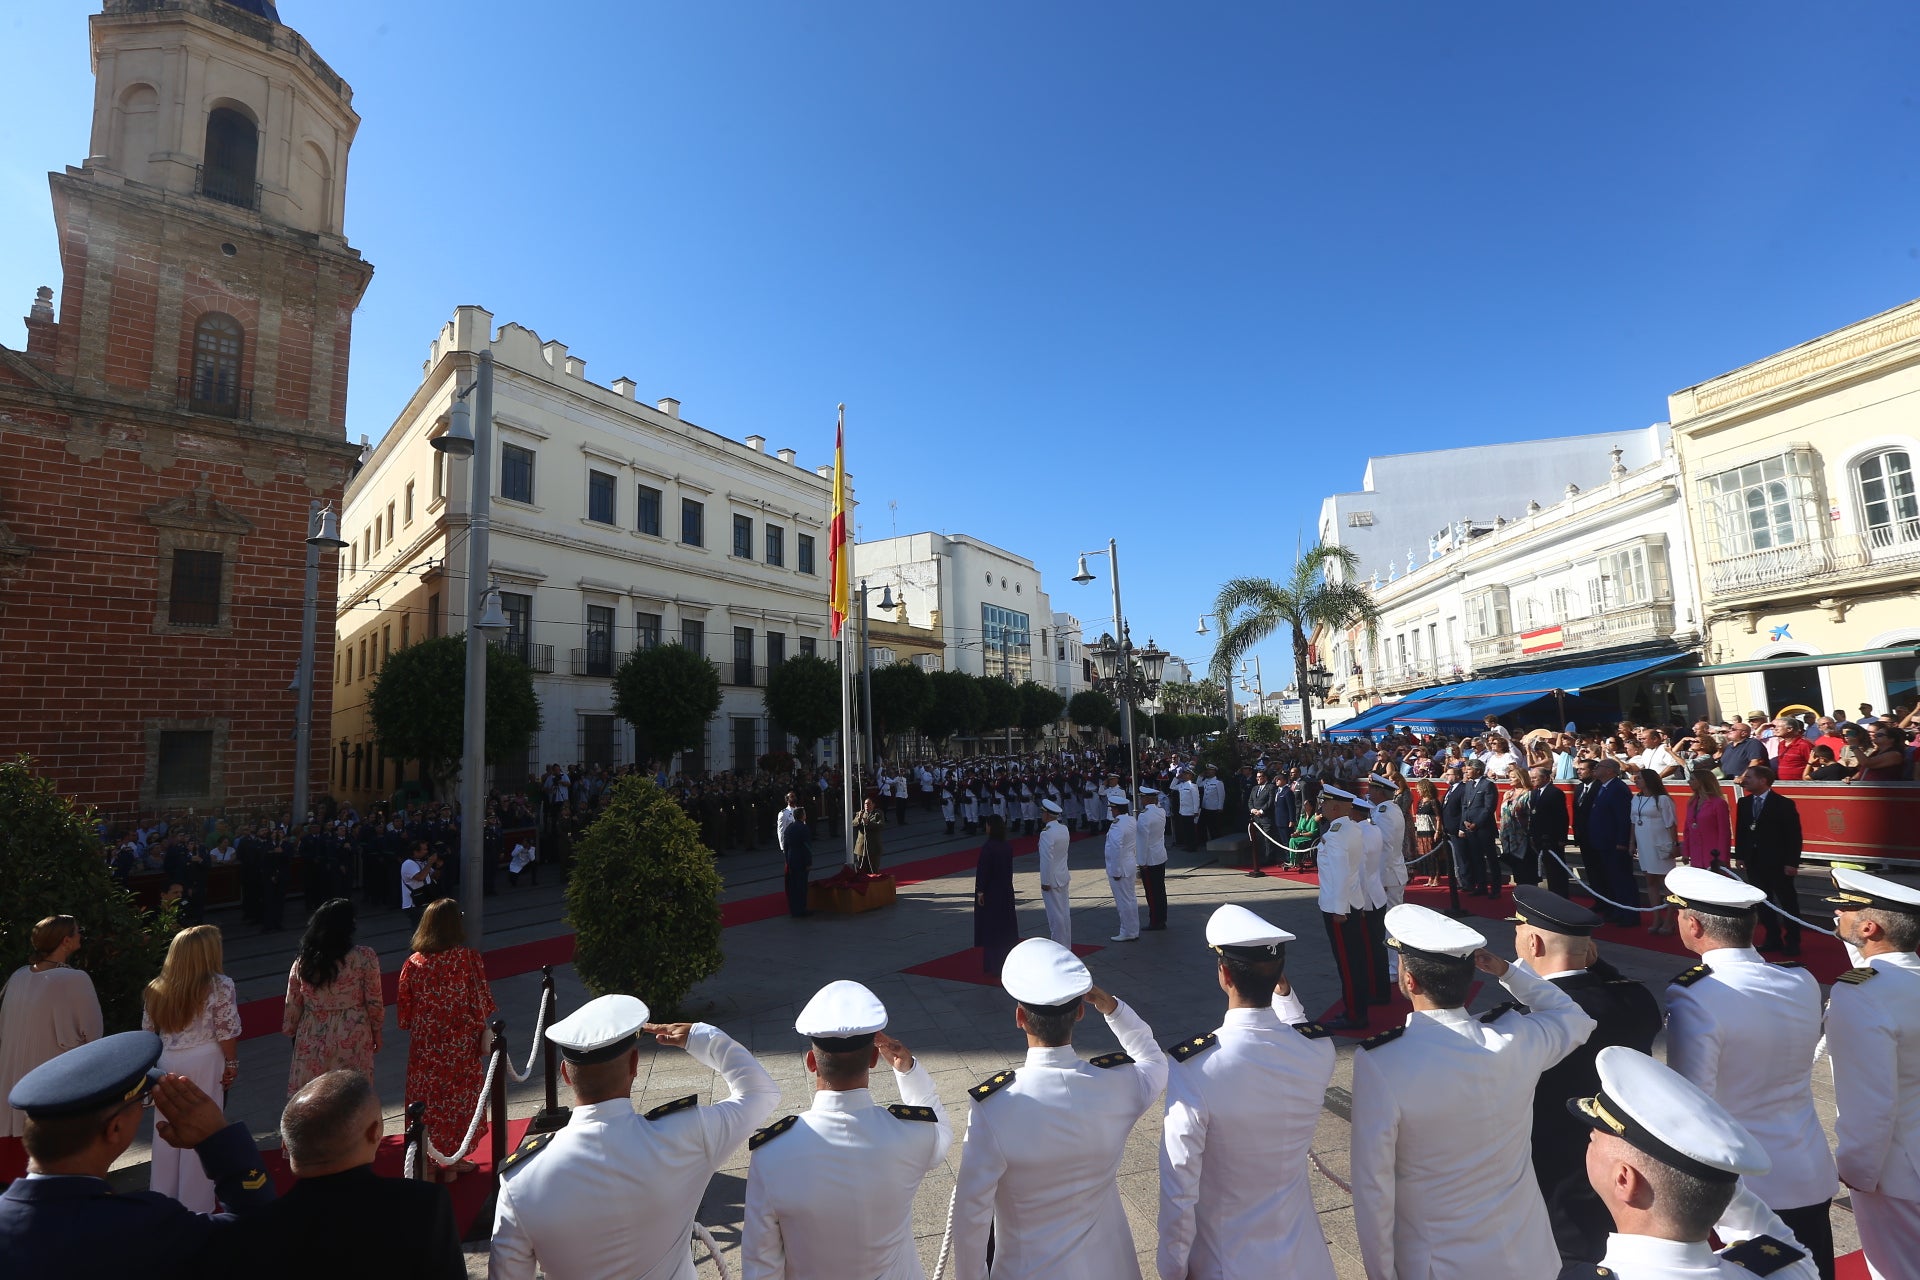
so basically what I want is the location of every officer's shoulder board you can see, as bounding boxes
[1479,1000,1524,1024]
[1089,1051,1135,1069]
[1717,1233,1806,1275]
[1326,819,1344,831]
[1360,1026,1405,1051]
[887,1103,938,1122]
[1555,1264,1614,1279]
[970,1069,1016,1101]
[499,1129,554,1179]
[1295,1021,1337,1040]
[1670,962,1713,988]
[643,1093,699,1122]
[748,1114,799,1150]
[1835,966,1879,985]
[1167,1032,1217,1063]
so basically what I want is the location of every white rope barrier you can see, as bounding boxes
[929,1184,960,1280]
[693,1222,733,1280]
[1717,865,1842,939]
[417,1044,502,1169]
[505,988,552,1085]
[1542,849,1665,914]
[1310,1150,1353,1195]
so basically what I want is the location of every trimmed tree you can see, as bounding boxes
[919,669,986,745]
[1016,680,1066,736]
[978,676,1020,732]
[614,643,722,767]
[367,634,543,789]
[763,653,841,752]
[1067,689,1115,731]
[1242,713,1283,744]
[1,757,175,1032]
[865,662,932,741]
[566,776,723,1016]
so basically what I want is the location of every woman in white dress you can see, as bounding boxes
[1629,768,1681,935]
[142,924,241,1210]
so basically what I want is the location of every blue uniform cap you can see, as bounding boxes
[8,1030,164,1118]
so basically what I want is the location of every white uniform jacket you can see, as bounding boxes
[1104,813,1139,880]
[740,1062,953,1279]
[950,1001,1170,1279]
[1665,947,1837,1211]
[1158,993,1338,1280]
[1315,818,1367,916]
[1037,820,1072,892]
[489,1024,779,1280]
[1350,963,1597,1280]
[1357,818,1389,910]
[1372,802,1409,890]
[1200,777,1226,813]
[1827,951,1920,1198]
[1137,805,1168,867]
[1175,780,1201,817]
[1595,1181,1821,1279]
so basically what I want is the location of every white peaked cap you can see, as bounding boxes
[1570,1045,1770,1182]
[1002,937,1093,1006]
[1206,904,1294,953]
[795,979,888,1039]
[1384,903,1486,961]
[546,994,650,1063]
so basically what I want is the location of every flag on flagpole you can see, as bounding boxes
[828,405,851,637]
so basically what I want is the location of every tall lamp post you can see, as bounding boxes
[854,579,893,782]
[293,502,347,827]
[1082,630,1169,810]
[433,351,511,947]
[1193,611,1240,736]
[1303,660,1333,742]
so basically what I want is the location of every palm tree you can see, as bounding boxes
[1209,544,1380,741]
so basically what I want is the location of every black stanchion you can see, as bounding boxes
[529,965,571,1134]
[403,1100,426,1179]
[488,1017,509,1172]
[1443,837,1468,918]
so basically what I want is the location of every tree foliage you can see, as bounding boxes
[566,777,724,1016]
[1016,680,1066,735]
[1208,544,1380,741]
[977,677,1020,732]
[1067,689,1115,729]
[614,643,722,763]
[0,758,175,1032]
[920,669,986,743]
[865,662,932,740]
[1242,713,1283,743]
[367,635,542,786]
[762,654,841,749]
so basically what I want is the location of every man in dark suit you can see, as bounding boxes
[1508,888,1662,1264]
[1245,767,1284,873]
[1523,765,1572,897]
[1585,759,1636,926]
[1451,760,1499,896]
[1733,763,1804,954]
[214,1070,462,1280]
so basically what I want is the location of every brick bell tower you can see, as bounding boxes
[0,0,371,824]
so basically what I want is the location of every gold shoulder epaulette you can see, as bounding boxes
[1717,1234,1805,1275]
[969,1069,1015,1101]
[643,1094,698,1121]
[1089,1051,1135,1069]
[500,1129,553,1178]
[887,1103,938,1122]
[1167,1033,1217,1063]
[1479,1000,1523,1023]
[1835,966,1879,985]
[1296,1022,1336,1040]
[748,1114,798,1150]
[1670,963,1712,988]
[1360,1026,1405,1050]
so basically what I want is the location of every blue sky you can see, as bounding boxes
[4,1,1918,688]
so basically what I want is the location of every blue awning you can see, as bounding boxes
[1326,651,1691,738]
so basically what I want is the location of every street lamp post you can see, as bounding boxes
[293,503,347,828]
[1303,660,1333,742]
[1075,540,1168,813]
[1194,611,1240,735]
[854,580,894,783]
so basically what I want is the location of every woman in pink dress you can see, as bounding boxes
[282,898,383,1096]
[142,924,240,1210]
[0,915,102,1180]
[1680,766,1732,871]
[396,899,495,1180]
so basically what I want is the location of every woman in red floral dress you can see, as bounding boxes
[396,899,496,1180]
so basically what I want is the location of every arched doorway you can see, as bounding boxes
[1761,652,1824,718]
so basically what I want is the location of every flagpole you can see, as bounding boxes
[833,404,858,866]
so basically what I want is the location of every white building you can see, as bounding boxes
[332,307,844,801]
[1051,610,1092,704]
[1319,427,1666,586]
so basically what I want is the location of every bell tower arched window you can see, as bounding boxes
[201,107,259,209]
[189,313,245,417]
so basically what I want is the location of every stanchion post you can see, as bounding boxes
[404,1100,426,1180]
[529,965,571,1134]
[1443,836,1466,918]
[489,1017,509,1171]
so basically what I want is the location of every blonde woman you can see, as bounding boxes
[0,915,103,1181]
[1630,769,1681,934]
[142,924,241,1210]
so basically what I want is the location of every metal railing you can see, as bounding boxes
[1466,601,1676,666]
[571,647,615,677]
[194,163,261,212]
[176,374,251,420]
[730,662,767,688]
[1707,532,1920,597]
[498,636,553,673]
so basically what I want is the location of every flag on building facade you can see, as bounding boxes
[828,405,851,637]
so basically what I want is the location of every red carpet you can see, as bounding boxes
[260,1116,532,1237]
[903,943,1103,987]
[1837,1251,1868,1278]
[237,830,1098,1041]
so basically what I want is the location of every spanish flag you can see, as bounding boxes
[828,405,850,637]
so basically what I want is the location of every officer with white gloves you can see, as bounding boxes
[489,995,779,1280]
[741,980,951,1279]
[1104,790,1141,942]
[1314,785,1373,1030]
[1036,799,1073,947]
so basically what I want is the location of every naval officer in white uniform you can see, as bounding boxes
[950,938,1168,1279]
[1661,865,1837,1276]
[1349,903,1596,1280]
[1104,790,1141,942]
[488,994,778,1280]
[741,980,951,1278]
[1036,800,1073,947]
[1823,867,1920,1280]
[1567,1045,1818,1279]
[1157,905,1338,1280]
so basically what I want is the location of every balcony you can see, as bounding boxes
[1706,531,1920,600]
[177,375,251,421]
[571,648,615,678]
[729,663,767,688]
[1369,657,1448,695]
[497,636,553,673]
[195,163,261,212]
[1469,601,1676,667]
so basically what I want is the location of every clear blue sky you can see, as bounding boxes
[4,1,1917,689]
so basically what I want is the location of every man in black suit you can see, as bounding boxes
[1508,887,1662,1264]
[1245,768,1285,873]
[1523,765,1572,897]
[1451,760,1500,896]
[1733,763,1804,954]
[214,1070,462,1280]
[1585,759,1637,927]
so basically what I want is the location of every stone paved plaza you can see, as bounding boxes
[115,818,1861,1276]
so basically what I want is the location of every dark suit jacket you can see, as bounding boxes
[1454,778,1497,851]
[1586,778,1632,857]
[1571,779,1598,846]
[1735,789,1802,870]
[210,1165,462,1280]
[1528,783,1570,852]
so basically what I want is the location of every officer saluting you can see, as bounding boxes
[1157,905,1339,1280]
[1823,867,1920,1279]
[489,994,778,1280]
[1314,785,1372,1030]
[741,980,951,1278]
[0,1031,276,1278]
[950,938,1168,1279]
[1567,1046,1818,1278]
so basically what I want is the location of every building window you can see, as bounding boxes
[369,522,378,556]
[681,617,705,656]
[587,469,617,524]
[766,631,786,667]
[501,443,536,504]
[981,603,1032,681]
[156,730,214,800]
[765,524,784,567]
[432,451,445,501]
[682,499,704,547]
[428,593,441,638]
[1346,511,1375,528]
[200,107,258,209]
[1698,451,1817,560]
[733,513,753,559]
[401,614,410,649]
[1597,540,1672,609]
[386,502,396,543]
[1855,449,1920,550]
[358,637,367,681]
[582,715,618,770]
[500,591,533,663]
[1464,586,1512,639]
[404,481,415,524]
[732,717,759,776]
[189,313,245,416]
[381,625,391,669]
[733,627,756,686]
[799,636,816,658]
[797,533,815,575]
[636,611,662,650]
[636,484,662,536]
[585,605,615,677]
[168,550,224,626]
